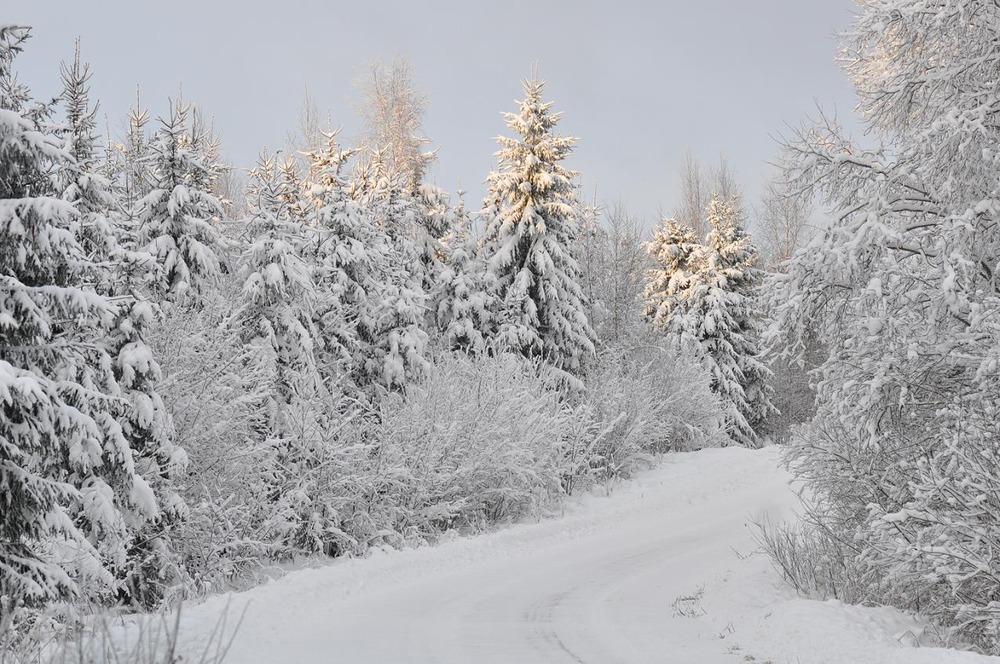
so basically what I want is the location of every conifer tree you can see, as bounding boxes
[0,25,162,611]
[236,151,322,414]
[57,39,116,277]
[306,134,427,391]
[643,218,700,332]
[644,199,774,446]
[437,194,494,352]
[481,75,595,372]
[109,88,153,241]
[413,182,452,319]
[700,199,774,441]
[57,38,184,607]
[136,100,228,306]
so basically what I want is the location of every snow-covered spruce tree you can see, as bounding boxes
[306,133,427,391]
[0,25,163,613]
[703,200,774,437]
[56,39,115,277]
[55,41,185,607]
[235,151,323,419]
[135,99,228,306]
[105,89,153,244]
[643,218,700,333]
[768,0,1000,651]
[436,194,494,353]
[412,182,452,323]
[645,200,773,447]
[351,146,451,316]
[481,76,595,373]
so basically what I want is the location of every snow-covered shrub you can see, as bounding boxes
[758,349,819,445]
[752,513,870,605]
[260,400,373,559]
[579,344,725,486]
[366,352,569,537]
[0,602,238,664]
[866,390,1000,649]
[146,281,277,597]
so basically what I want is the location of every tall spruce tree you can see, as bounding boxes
[136,100,228,306]
[481,75,595,372]
[56,40,185,606]
[644,199,774,446]
[236,151,322,416]
[0,25,163,612]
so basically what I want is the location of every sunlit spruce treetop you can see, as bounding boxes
[481,75,595,374]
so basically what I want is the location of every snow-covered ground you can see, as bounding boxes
[150,446,999,663]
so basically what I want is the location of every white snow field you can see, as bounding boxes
[155,446,999,663]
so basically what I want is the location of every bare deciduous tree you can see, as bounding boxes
[672,151,744,239]
[355,56,434,192]
[754,176,814,270]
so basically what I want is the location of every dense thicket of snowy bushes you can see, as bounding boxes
[160,346,724,598]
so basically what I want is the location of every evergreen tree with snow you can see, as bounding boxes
[105,88,153,246]
[352,145,457,339]
[236,151,323,415]
[0,25,164,612]
[701,199,774,441]
[436,194,494,353]
[480,75,595,373]
[645,199,774,446]
[135,99,228,306]
[55,41,185,606]
[56,39,116,279]
[306,134,427,391]
[643,218,700,332]
[413,182,452,321]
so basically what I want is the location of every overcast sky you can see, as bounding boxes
[7,1,859,226]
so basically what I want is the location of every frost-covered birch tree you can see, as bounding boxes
[769,0,1000,650]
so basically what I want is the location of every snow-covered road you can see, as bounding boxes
[166,447,999,663]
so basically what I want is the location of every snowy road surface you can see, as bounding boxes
[166,447,998,663]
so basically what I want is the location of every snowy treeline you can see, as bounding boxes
[1,26,771,641]
[764,0,1000,654]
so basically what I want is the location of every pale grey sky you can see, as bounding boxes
[7,1,859,225]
